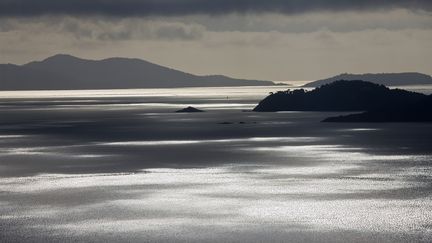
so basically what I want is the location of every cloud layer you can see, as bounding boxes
[0,0,432,17]
[1,1,431,80]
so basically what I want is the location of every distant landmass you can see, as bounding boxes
[323,94,432,122]
[303,73,432,87]
[0,54,274,90]
[253,80,425,112]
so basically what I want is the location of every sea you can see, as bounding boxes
[0,84,431,242]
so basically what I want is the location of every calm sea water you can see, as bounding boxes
[0,85,431,242]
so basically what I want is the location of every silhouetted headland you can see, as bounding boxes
[0,54,274,90]
[323,94,432,122]
[176,106,204,113]
[253,80,425,112]
[303,72,432,87]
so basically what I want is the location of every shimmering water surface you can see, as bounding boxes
[0,85,432,242]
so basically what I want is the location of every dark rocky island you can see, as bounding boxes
[303,72,432,87]
[253,80,425,112]
[176,106,204,113]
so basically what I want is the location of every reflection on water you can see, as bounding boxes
[99,137,319,146]
[1,147,431,242]
[0,85,291,99]
[0,86,432,242]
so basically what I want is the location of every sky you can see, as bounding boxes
[1,0,432,81]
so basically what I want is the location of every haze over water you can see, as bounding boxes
[1,85,432,242]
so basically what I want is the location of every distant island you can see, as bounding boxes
[0,54,274,90]
[323,94,432,122]
[253,80,425,112]
[303,72,432,87]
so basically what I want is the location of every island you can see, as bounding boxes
[253,80,432,122]
[253,80,425,112]
[303,72,432,87]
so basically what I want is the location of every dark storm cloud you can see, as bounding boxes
[0,0,431,17]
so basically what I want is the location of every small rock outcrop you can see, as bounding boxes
[175,106,204,113]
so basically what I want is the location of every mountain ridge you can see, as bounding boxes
[0,54,274,90]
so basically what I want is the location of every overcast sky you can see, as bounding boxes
[1,0,431,81]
